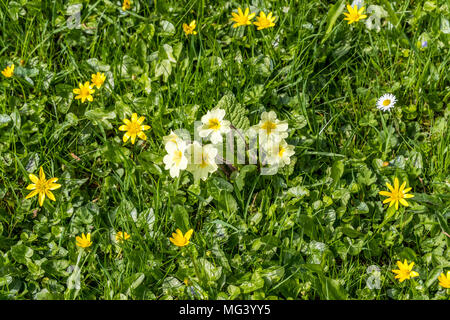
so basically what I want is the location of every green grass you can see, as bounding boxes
[0,0,449,300]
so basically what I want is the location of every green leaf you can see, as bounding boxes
[154,59,172,82]
[11,243,34,264]
[159,20,176,36]
[330,160,344,188]
[234,165,257,191]
[0,114,11,127]
[216,92,250,130]
[172,204,190,231]
[198,258,222,285]
[322,0,345,44]
[317,274,348,300]
[240,273,264,294]
[10,107,21,129]
[85,108,116,130]
[380,0,400,28]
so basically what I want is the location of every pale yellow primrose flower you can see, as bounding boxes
[186,141,218,182]
[163,131,183,147]
[253,111,288,144]
[163,140,188,178]
[263,139,295,168]
[197,108,231,144]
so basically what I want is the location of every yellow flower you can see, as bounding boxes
[169,229,193,247]
[391,259,419,283]
[231,8,256,28]
[343,4,367,24]
[118,113,151,144]
[73,81,95,103]
[116,231,131,242]
[122,0,131,11]
[253,11,276,30]
[76,233,92,248]
[438,271,450,289]
[25,167,61,207]
[183,20,197,36]
[1,64,14,78]
[91,72,106,89]
[379,177,414,210]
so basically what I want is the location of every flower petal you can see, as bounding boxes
[39,167,45,180]
[137,132,147,140]
[29,174,39,184]
[25,189,39,199]
[38,192,46,206]
[26,184,36,190]
[394,178,399,191]
[185,229,194,242]
[45,190,56,201]
[400,181,406,192]
[137,116,145,125]
[48,183,61,191]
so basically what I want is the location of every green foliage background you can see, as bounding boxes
[0,0,449,299]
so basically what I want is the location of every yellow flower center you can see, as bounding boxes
[261,120,277,135]
[35,179,50,194]
[383,99,391,106]
[200,154,209,168]
[278,146,285,158]
[389,189,404,201]
[80,86,91,98]
[126,121,141,135]
[183,25,195,34]
[173,150,183,165]
[237,16,249,25]
[258,18,271,28]
[208,118,221,131]
[398,269,412,279]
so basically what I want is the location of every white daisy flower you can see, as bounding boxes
[197,108,231,144]
[186,142,218,182]
[163,140,188,178]
[377,94,397,111]
[262,139,295,168]
[253,111,288,143]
